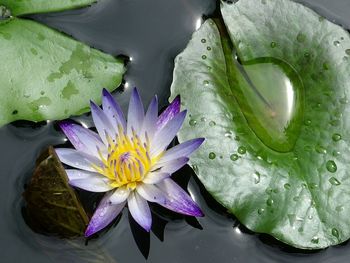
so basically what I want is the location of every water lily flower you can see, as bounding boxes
[56,88,204,237]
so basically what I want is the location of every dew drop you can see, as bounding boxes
[332,150,341,157]
[332,133,342,142]
[345,49,350,56]
[201,38,206,43]
[339,97,348,104]
[310,183,318,190]
[258,208,265,214]
[200,117,207,122]
[315,145,327,154]
[189,119,197,126]
[238,146,247,155]
[330,119,341,127]
[254,172,261,184]
[234,136,240,141]
[270,42,277,48]
[323,62,329,70]
[203,80,210,86]
[332,228,340,238]
[298,227,304,233]
[308,214,313,220]
[230,154,239,161]
[224,132,232,138]
[208,152,216,160]
[266,198,274,206]
[284,183,291,190]
[304,119,312,126]
[293,196,300,202]
[329,177,341,186]
[201,55,207,60]
[311,237,319,244]
[296,33,306,43]
[207,46,212,51]
[209,121,216,127]
[336,205,344,212]
[326,160,337,173]
[334,40,341,47]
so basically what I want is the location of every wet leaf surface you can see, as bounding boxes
[171,0,350,249]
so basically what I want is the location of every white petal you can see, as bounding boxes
[66,169,104,180]
[85,191,125,237]
[141,96,158,140]
[59,121,106,158]
[127,88,144,135]
[127,191,152,231]
[137,180,203,216]
[143,171,170,184]
[69,177,114,192]
[152,157,189,174]
[90,101,115,145]
[150,111,186,156]
[102,88,127,131]
[109,187,131,204]
[56,148,103,172]
[158,138,204,164]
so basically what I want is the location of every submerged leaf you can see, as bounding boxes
[0,18,125,126]
[23,146,89,237]
[171,0,350,249]
[0,0,97,16]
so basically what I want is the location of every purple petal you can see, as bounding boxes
[156,95,180,131]
[90,101,115,145]
[85,191,126,237]
[158,138,205,164]
[66,170,113,192]
[59,121,106,158]
[150,111,187,156]
[143,171,170,184]
[141,96,158,140]
[153,157,189,174]
[56,148,103,172]
[127,191,152,232]
[127,88,144,135]
[102,88,126,131]
[137,179,203,217]
[109,187,131,204]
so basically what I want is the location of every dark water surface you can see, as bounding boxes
[1,0,350,262]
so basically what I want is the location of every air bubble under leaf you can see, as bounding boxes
[171,0,350,249]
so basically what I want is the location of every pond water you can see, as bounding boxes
[1,0,350,262]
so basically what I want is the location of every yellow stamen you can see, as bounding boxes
[94,125,162,190]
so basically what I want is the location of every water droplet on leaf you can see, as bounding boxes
[326,160,337,173]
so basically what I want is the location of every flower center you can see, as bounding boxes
[94,126,160,190]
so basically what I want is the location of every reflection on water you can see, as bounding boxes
[1,0,350,262]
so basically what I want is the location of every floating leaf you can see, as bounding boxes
[0,0,97,16]
[23,146,89,237]
[0,1,125,126]
[170,0,350,249]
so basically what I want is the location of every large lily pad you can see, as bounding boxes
[0,1,125,126]
[170,0,350,249]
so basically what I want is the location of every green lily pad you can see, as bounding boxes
[23,146,89,237]
[170,0,350,249]
[0,0,97,16]
[0,1,125,126]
